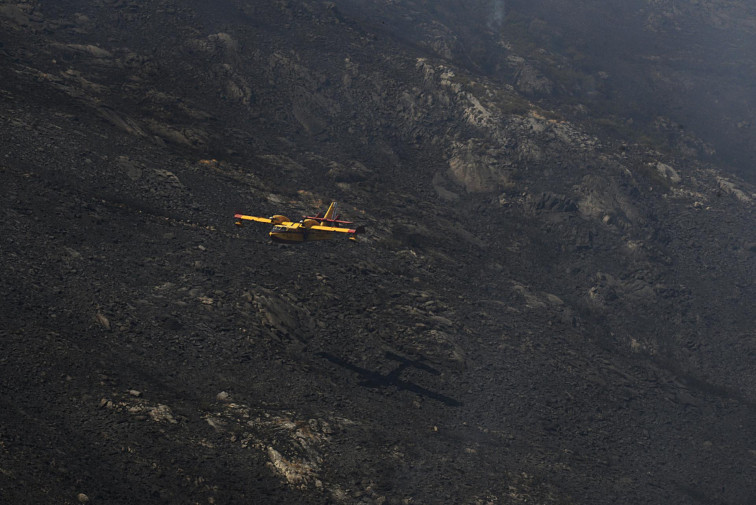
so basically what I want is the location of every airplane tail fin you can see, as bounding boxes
[323,201,337,221]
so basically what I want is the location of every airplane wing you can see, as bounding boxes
[310,224,364,234]
[304,216,354,225]
[234,214,272,223]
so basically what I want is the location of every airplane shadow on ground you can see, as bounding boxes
[317,351,462,407]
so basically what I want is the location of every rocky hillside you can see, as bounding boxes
[342,0,756,183]
[1,1,754,504]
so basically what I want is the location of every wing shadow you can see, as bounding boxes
[317,351,462,407]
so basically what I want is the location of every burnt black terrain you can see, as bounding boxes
[1,1,754,504]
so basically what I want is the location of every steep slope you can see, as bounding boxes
[1,1,754,504]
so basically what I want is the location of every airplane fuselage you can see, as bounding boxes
[269,222,339,243]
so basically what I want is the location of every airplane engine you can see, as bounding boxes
[303,219,318,228]
[269,215,290,225]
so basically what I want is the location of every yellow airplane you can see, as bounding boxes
[234,201,364,243]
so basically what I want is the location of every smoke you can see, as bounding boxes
[488,0,506,30]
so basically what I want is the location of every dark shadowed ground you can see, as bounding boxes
[1,1,754,504]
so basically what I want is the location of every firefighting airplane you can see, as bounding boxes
[234,202,364,243]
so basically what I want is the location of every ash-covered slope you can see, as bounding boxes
[336,0,756,183]
[1,1,754,504]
